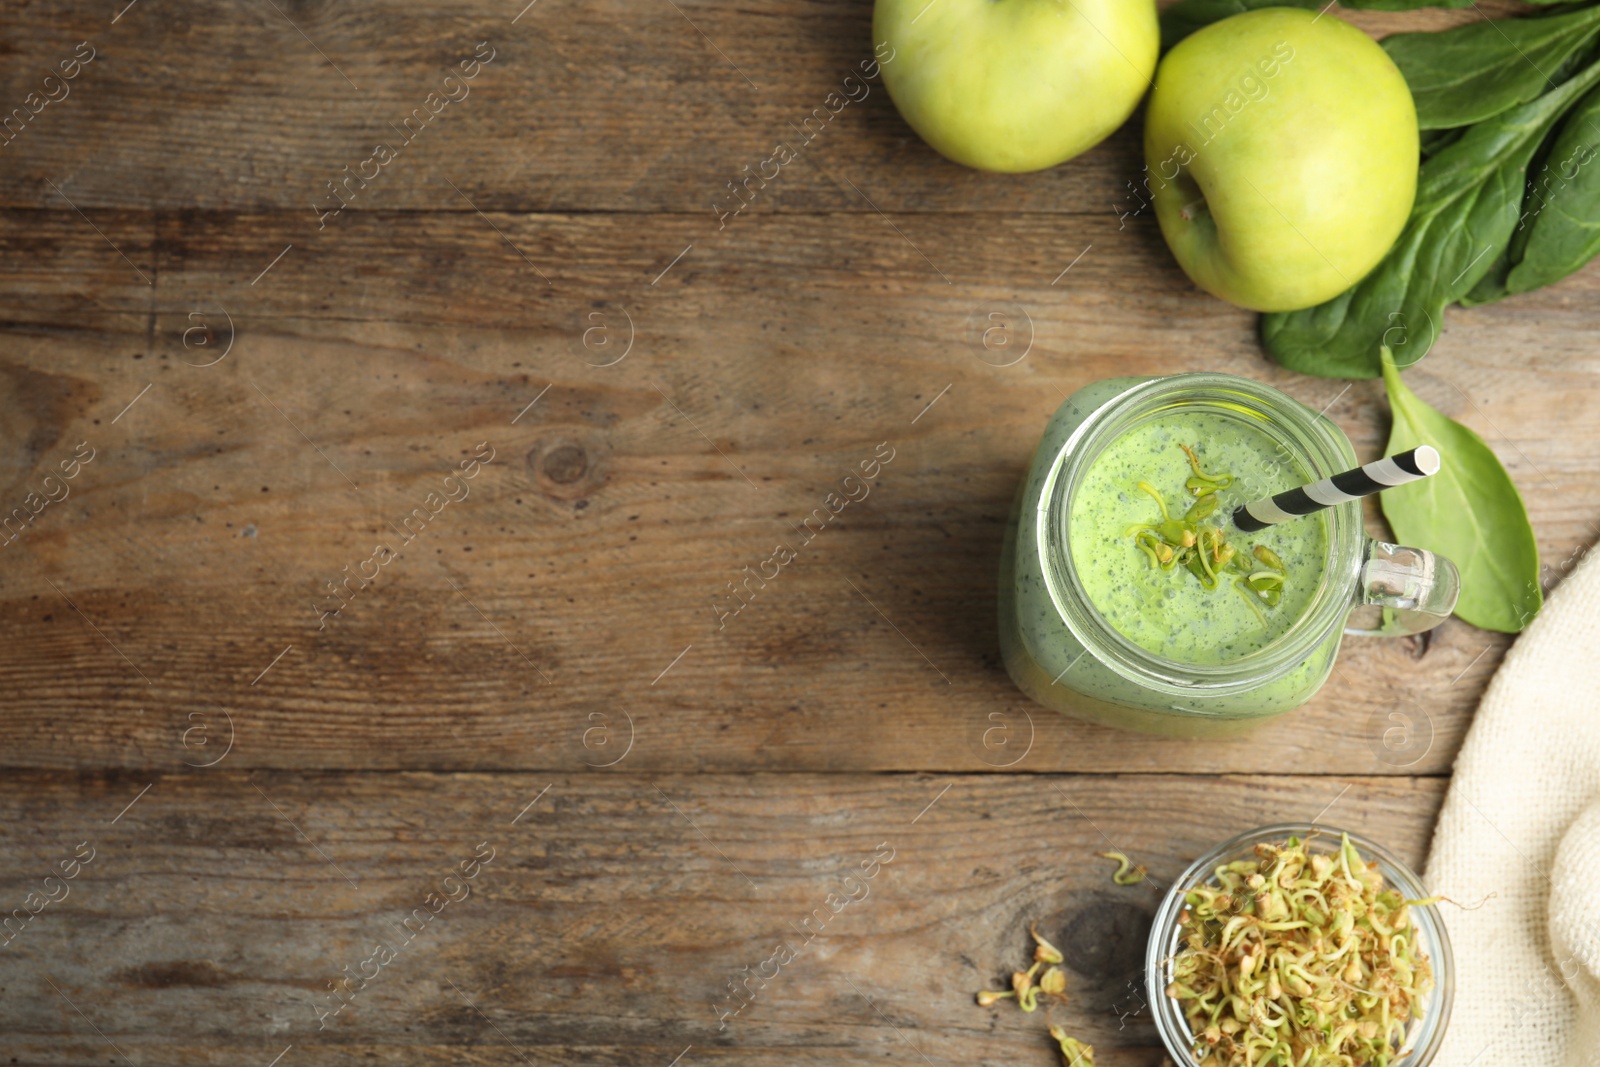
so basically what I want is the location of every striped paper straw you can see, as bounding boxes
[1232,446,1441,533]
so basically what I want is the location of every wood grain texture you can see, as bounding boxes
[0,771,1447,1066]
[2,207,1594,773]
[1,1,1584,1063]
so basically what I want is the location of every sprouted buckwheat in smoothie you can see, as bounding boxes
[1068,409,1326,665]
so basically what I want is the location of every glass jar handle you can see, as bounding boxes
[1345,540,1460,637]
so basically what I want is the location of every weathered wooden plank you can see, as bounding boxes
[0,0,1535,214]
[2,208,1594,774]
[0,771,1446,1066]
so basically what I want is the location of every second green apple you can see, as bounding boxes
[1145,9,1418,312]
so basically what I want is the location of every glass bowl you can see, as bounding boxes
[1145,823,1454,1067]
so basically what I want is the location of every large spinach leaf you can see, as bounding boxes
[1418,127,1465,159]
[1506,82,1600,291]
[1262,58,1600,378]
[1459,119,1567,307]
[1379,348,1542,632]
[1459,245,1515,305]
[1382,4,1600,129]
[1389,14,1600,305]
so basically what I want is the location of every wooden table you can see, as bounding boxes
[1,1,1589,1063]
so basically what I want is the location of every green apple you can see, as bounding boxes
[1144,8,1417,312]
[875,0,1158,173]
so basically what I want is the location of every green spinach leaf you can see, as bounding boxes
[1380,347,1541,633]
[1418,127,1465,159]
[1262,57,1600,378]
[1382,4,1600,129]
[1459,245,1514,305]
[1506,82,1600,291]
[1461,97,1593,305]
[1459,126,1564,307]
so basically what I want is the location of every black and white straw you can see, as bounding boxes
[1232,446,1441,533]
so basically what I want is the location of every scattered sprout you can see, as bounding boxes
[1097,850,1148,886]
[1031,922,1064,964]
[976,923,1069,1012]
[1049,1024,1095,1067]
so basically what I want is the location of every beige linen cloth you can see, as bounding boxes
[1424,546,1600,1066]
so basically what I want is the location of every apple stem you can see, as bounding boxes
[1179,196,1208,222]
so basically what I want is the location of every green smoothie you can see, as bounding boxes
[1067,410,1328,665]
[999,374,1356,736]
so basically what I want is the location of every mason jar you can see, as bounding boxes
[998,373,1458,736]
